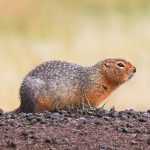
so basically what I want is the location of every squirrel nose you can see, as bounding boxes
[133,67,136,73]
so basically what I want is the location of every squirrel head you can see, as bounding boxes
[97,58,136,85]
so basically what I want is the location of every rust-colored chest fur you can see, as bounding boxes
[85,77,118,108]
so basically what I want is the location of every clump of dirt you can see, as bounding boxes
[0,108,150,150]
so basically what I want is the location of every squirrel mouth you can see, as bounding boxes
[127,72,135,80]
[128,74,134,80]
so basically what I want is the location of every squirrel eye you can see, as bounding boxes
[117,63,124,68]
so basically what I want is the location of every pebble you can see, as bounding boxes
[52,120,59,126]
[99,144,108,150]
[7,139,17,148]
[147,109,150,113]
[6,114,12,119]
[26,113,33,117]
[103,116,111,121]
[146,130,150,134]
[126,123,134,128]
[11,114,17,119]
[130,140,137,145]
[20,113,27,117]
[36,117,42,122]
[95,120,103,125]
[125,109,137,116]
[30,134,38,139]
[147,138,150,144]
[45,138,51,143]
[138,118,147,122]
[78,117,87,124]
[0,122,5,126]
[62,137,70,144]
[0,109,4,115]
[111,112,119,118]
[110,106,116,112]
[51,112,60,116]
[121,127,129,133]
[45,137,57,144]
[59,110,68,114]
[22,130,30,136]
[134,128,142,133]
[21,130,34,137]
[120,115,128,120]
[40,119,46,124]
[31,118,38,124]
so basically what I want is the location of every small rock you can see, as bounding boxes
[62,137,70,144]
[20,113,27,117]
[146,130,150,134]
[0,122,5,126]
[87,111,94,115]
[45,138,51,143]
[77,124,84,129]
[95,120,103,125]
[51,112,60,116]
[59,110,68,114]
[142,112,149,117]
[45,138,57,144]
[22,130,30,136]
[120,115,128,120]
[49,148,57,150]
[78,117,87,124]
[111,112,119,118]
[103,116,111,121]
[138,118,147,122]
[126,123,134,128]
[130,140,137,145]
[7,139,17,148]
[95,113,103,118]
[99,144,107,150]
[40,119,46,124]
[147,109,150,113]
[6,114,12,119]
[21,130,34,137]
[134,128,142,133]
[31,118,38,124]
[52,120,59,126]
[47,112,52,116]
[26,113,33,117]
[126,109,137,116]
[30,134,38,139]
[36,117,42,122]
[26,116,34,121]
[110,106,116,112]
[147,138,150,144]
[121,127,129,133]
[11,114,17,119]
[0,109,4,115]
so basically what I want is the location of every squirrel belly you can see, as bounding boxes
[15,59,136,113]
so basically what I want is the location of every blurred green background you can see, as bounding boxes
[0,0,150,111]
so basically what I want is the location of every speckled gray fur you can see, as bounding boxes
[19,61,101,112]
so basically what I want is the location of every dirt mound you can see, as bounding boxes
[0,108,150,150]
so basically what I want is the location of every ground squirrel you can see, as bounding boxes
[15,58,136,113]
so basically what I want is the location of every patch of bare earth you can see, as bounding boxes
[0,108,150,150]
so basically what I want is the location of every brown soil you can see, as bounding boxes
[0,108,150,150]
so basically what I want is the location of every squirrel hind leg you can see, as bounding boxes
[36,96,55,112]
[19,77,46,113]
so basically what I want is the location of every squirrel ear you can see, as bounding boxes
[104,63,110,68]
